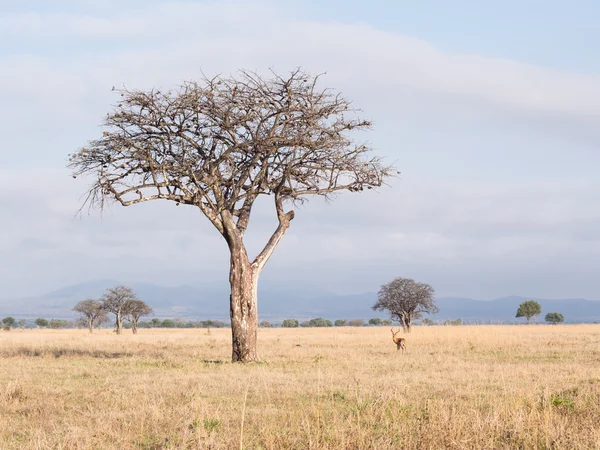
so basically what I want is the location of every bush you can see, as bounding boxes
[281,319,299,328]
[161,319,176,328]
[35,318,49,328]
[368,318,382,326]
[545,312,564,324]
[260,321,272,328]
[381,319,392,326]
[348,319,365,327]
[334,319,347,327]
[444,319,462,326]
[2,317,16,330]
[49,319,69,329]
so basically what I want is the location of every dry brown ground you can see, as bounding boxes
[1,325,599,449]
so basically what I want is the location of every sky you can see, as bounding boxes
[0,0,599,300]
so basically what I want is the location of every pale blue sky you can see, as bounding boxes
[0,1,599,300]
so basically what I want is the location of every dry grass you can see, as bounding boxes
[1,325,599,449]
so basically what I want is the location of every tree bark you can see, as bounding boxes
[115,311,122,335]
[88,319,93,334]
[132,320,138,334]
[229,248,259,363]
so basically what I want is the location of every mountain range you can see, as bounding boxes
[2,280,600,324]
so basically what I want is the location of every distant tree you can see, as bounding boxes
[123,300,153,334]
[421,318,434,326]
[545,312,564,325]
[305,318,333,327]
[2,317,15,331]
[299,321,311,328]
[260,321,272,328]
[368,318,382,326]
[381,319,392,326]
[17,319,26,330]
[73,299,109,333]
[35,318,49,328]
[101,285,140,335]
[281,319,299,328]
[200,320,225,328]
[334,319,347,327]
[444,319,462,326]
[151,318,162,328]
[161,319,176,328]
[49,319,69,329]
[516,300,542,324]
[372,277,438,332]
[348,319,365,327]
[69,70,393,362]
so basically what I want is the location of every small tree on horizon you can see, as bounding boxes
[516,300,542,324]
[281,319,299,328]
[68,69,393,362]
[334,319,347,327]
[545,312,564,325]
[260,320,272,328]
[348,319,365,327]
[372,277,438,332]
[368,318,382,326]
[123,299,153,334]
[35,318,48,328]
[73,299,109,333]
[2,317,16,331]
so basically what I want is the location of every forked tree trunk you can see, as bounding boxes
[229,248,259,363]
[400,313,412,333]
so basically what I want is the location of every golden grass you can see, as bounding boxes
[1,325,599,449]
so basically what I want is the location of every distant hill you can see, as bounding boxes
[1,280,599,323]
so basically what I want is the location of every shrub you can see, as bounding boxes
[334,319,347,327]
[281,319,299,328]
[35,318,49,328]
[348,319,365,327]
[368,318,382,326]
[2,317,16,330]
[49,319,69,329]
[545,312,564,324]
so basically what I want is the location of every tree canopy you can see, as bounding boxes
[73,299,109,333]
[545,312,564,324]
[516,300,541,324]
[372,277,438,332]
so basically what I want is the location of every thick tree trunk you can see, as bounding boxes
[400,313,411,333]
[88,319,93,334]
[132,321,138,334]
[229,250,259,363]
[115,311,122,335]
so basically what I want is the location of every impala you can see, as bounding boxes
[391,328,406,353]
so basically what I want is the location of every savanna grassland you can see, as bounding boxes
[1,325,599,449]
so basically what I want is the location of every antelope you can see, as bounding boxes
[391,328,406,353]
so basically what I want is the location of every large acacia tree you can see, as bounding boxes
[69,69,393,362]
[372,277,438,332]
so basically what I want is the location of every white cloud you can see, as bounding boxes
[0,0,598,299]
